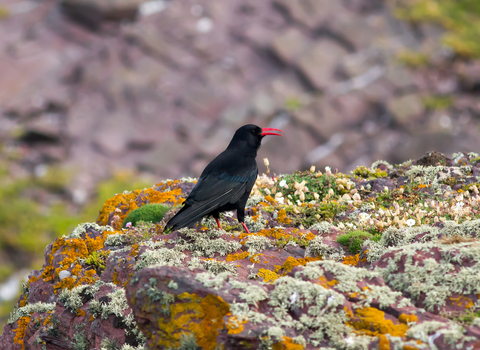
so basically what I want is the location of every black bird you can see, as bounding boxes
[165,124,283,233]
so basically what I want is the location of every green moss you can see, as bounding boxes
[285,97,303,111]
[423,95,453,110]
[84,251,109,272]
[337,231,373,254]
[352,166,388,179]
[394,0,480,58]
[122,203,170,227]
[397,50,430,67]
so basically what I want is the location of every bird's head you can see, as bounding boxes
[227,124,283,153]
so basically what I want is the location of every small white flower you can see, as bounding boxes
[456,202,464,208]
[406,219,416,227]
[359,213,370,222]
[290,291,298,305]
[279,179,286,187]
[277,197,285,204]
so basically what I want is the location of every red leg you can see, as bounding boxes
[215,217,223,230]
[241,222,250,234]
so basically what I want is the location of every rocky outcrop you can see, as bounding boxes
[2,151,480,349]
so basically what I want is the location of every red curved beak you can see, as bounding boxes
[261,128,283,137]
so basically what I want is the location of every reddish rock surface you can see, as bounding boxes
[3,152,480,349]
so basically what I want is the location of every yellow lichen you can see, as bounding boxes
[97,188,183,227]
[398,314,418,324]
[258,268,280,283]
[318,275,338,288]
[272,337,305,350]
[277,209,293,225]
[153,292,230,350]
[281,256,322,273]
[348,307,409,337]
[226,316,248,335]
[342,254,360,266]
[13,316,31,349]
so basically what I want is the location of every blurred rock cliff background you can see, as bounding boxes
[1,0,480,328]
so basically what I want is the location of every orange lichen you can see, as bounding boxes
[153,292,230,350]
[402,346,419,350]
[378,334,390,350]
[113,270,121,285]
[302,232,316,240]
[258,268,280,283]
[318,275,338,288]
[97,188,183,226]
[265,195,276,205]
[277,209,293,225]
[226,316,248,335]
[77,309,86,317]
[272,337,305,350]
[281,256,322,273]
[449,296,474,308]
[343,254,360,266]
[348,307,409,337]
[249,253,263,263]
[129,244,140,257]
[13,316,31,349]
[398,314,418,324]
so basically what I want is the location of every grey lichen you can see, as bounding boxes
[174,228,241,258]
[203,259,237,276]
[309,221,334,233]
[100,338,120,350]
[104,233,129,247]
[59,285,99,313]
[244,234,272,254]
[8,302,56,324]
[245,215,267,232]
[69,222,113,239]
[305,236,344,261]
[134,248,186,270]
[195,272,229,290]
[371,160,393,171]
[247,194,265,207]
[373,240,480,312]
[167,280,178,290]
[143,278,174,315]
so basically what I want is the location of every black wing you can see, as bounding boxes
[165,151,257,230]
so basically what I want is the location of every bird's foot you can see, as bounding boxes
[215,217,223,230]
[241,222,250,234]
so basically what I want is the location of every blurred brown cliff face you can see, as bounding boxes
[1,0,480,199]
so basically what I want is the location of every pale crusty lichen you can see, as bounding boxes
[134,248,186,270]
[244,234,272,254]
[59,285,99,313]
[370,160,393,171]
[104,233,129,246]
[373,240,480,312]
[69,222,113,239]
[309,221,334,233]
[305,236,344,261]
[244,215,267,232]
[8,302,56,324]
[366,219,480,262]
[174,228,241,258]
[203,259,237,275]
[406,320,476,349]
[246,194,265,207]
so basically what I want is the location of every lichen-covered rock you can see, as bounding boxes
[3,152,480,350]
